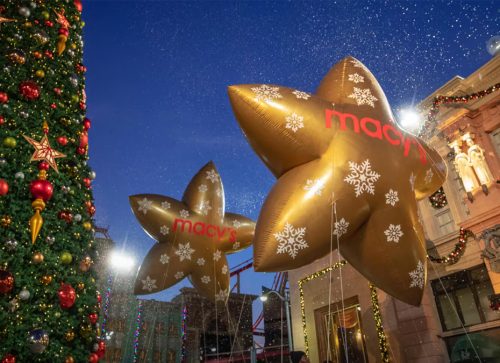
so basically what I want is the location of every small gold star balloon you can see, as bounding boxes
[130,161,255,301]
[228,56,447,306]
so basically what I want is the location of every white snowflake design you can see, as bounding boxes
[160,225,169,236]
[348,87,378,108]
[142,276,157,292]
[409,260,425,289]
[179,209,190,218]
[198,184,208,192]
[424,169,434,184]
[137,198,153,215]
[161,201,171,210]
[333,218,349,237]
[201,275,211,284]
[213,250,222,261]
[174,271,184,280]
[303,179,325,196]
[197,258,206,266]
[222,265,228,275]
[350,59,364,68]
[215,288,229,302]
[344,159,381,197]
[175,242,195,261]
[385,189,399,206]
[216,188,222,197]
[232,220,242,229]
[348,73,364,83]
[232,242,240,250]
[160,254,169,265]
[217,207,223,216]
[292,90,311,100]
[285,113,304,133]
[384,224,404,243]
[274,222,308,259]
[251,84,283,103]
[205,169,219,183]
[409,172,416,191]
[199,200,212,216]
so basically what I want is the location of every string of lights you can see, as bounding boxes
[132,300,143,363]
[100,275,113,337]
[369,283,391,362]
[427,228,473,264]
[180,305,188,362]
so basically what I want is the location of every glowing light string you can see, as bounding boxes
[133,300,143,363]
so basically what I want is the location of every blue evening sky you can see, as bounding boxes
[83,0,498,302]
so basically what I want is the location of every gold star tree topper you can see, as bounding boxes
[228,56,447,306]
[130,161,255,302]
[24,135,66,172]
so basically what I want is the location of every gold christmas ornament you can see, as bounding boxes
[1,215,12,227]
[228,56,447,306]
[82,221,92,230]
[130,161,255,301]
[32,252,44,264]
[40,275,52,285]
[64,330,75,342]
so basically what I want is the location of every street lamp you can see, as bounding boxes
[259,289,294,356]
[109,250,136,274]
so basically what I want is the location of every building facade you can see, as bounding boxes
[288,55,500,363]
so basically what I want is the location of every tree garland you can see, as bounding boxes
[419,83,500,138]
[427,228,473,264]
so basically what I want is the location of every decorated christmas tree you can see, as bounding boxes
[0,1,103,362]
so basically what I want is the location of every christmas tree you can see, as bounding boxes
[0,1,103,362]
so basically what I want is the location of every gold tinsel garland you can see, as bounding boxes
[298,261,390,361]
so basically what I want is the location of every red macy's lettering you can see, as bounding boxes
[173,218,237,242]
[325,109,427,164]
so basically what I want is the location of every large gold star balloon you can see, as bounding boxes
[228,57,447,306]
[130,162,255,301]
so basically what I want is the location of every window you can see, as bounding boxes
[444,327,500,363]
[489,127,500,158]
[431,265,499,332]
[435,209,455,235]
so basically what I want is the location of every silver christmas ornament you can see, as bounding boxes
[74,214,82,222]
[18,6,30,17]
[15,172,25,180]
[5,239,18,251]
[89,171,96,180]
[19,288,30,300]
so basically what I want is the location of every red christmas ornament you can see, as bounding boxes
[74,0,83,12]
[96,291,102,303]
[38,161,50,171]
[58,283,76,309]
[44,50,53,59]
[96,341,106,358]
[30,179,53,202]
[88,312,98,324]
[0,92,8,104]
[83,118,91,130]
[0,116,4,125]
[83,178,91,188]
[58,210,73,223]
[88,353,98,363]
[50,103,57,109]
[54,88,62,96]
[77,146,86,155]
[0,270,14,294]
[59,28,69,37]
[0,179,8,196]
[19,81,40,100]
[57,136,68,146]
[79,101,86,110]
[79,132,88,148]
[1,354,16,363]
[44,20,53,27]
